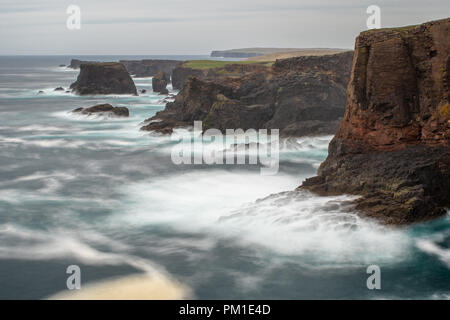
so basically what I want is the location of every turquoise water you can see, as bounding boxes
[0,56,448,299]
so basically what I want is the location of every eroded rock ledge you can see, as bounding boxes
[301,18,450,225]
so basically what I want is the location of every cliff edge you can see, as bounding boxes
[302,18,450,225]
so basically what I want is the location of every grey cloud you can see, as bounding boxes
[0,0,448,54]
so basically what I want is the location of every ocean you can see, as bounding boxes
[0,55,448,299]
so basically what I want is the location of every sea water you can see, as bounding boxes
[0,55,448,299]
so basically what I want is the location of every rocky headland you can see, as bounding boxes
[70,62,137,96]
[142,51,354,135]
[301,18,450,225]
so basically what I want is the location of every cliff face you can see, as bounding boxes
[70,63,137,95]
[334,18,450,154]
[142,51,353,136]
[302,18,450,225]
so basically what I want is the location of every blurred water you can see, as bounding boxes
[0,56,448,299]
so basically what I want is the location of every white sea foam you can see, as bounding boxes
[17,125,72,132]
[0,136,86,148]
[54,66,78,73]
[216,191,411,265]
[416,238,450,268]
[115,170,412,267]
[132,76,153,81]
[2,172,74,194]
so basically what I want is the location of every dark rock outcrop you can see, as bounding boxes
[70,62,137,96]
[54,87,64,91]
[120,60,181,78]
[72,104,129,117]
[142,51,353,136]
[301,18,450,225]
[152,71,169,94]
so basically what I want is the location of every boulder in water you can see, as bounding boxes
[72,103,129,117]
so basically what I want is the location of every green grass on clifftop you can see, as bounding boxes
[182,60,272,70]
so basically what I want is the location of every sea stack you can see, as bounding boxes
[301,18,450,225]
[70,62,137,95]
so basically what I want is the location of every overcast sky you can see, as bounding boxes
[0,0,448,55]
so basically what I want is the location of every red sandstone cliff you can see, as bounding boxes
[335,18,450,155]
[302,18,450,225]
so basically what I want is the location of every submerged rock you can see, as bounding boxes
[54,87,64,91]
[301,18,450,225]
[72,103,129,117]
[70,62,137,96]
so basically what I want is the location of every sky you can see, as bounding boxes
[0,0,448,55]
